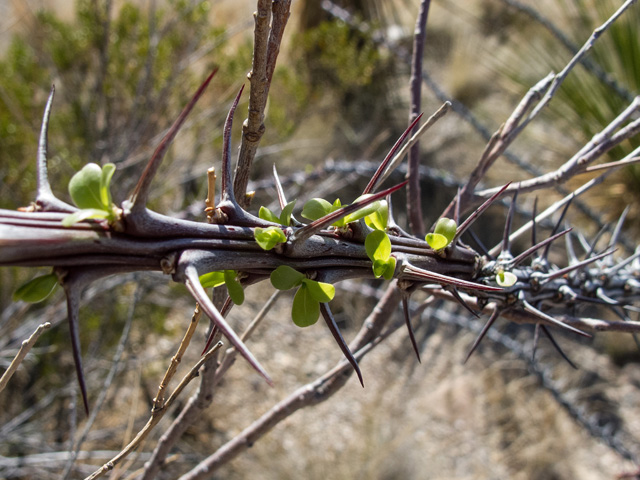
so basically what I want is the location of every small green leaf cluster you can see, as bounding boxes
[300,195,386,228]
[199,270,244,305]
[259,200,296,226]
[62,163,120,227]
[270,266,335,327]
[254,227,287,251]
[426,217,457,251]
[13,272,58,303]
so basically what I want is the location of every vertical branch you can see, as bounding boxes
[234,0,292,208]
[406,0,432,237]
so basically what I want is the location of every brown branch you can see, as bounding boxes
[0,322,51,393]
[234,0,292,208]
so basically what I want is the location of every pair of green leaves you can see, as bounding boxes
[199,270,244,305]
[426,217,457,251]
[364,230,396,280]
[301,195,388,229]
[254,201,296,250]
[270,265,335,327]
[13,272,59,303]
[259,200,296,226]
[62,163,119,227]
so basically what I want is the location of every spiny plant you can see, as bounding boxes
[1,0,640,478]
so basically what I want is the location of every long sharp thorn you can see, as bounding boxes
[36,86,55,200]
[501,190,519,255]
[320,303,363,386]
[531,197,538,248]
[450,287,480,318]
[454,187,462,224]
[540,325,578,369]
[607,205,630,266]
[454,182,512,242]
[510,228,572,267]
[521,300,590,338]
[294,181,408,243]
[532,323,541,362]
[585,224,609,259]
[402,264,502,292]
[129,69,218,211]
[541,248,616,283]
[201,295,232,355]
[363,113,423,195]
[65,285,90,416]
[221,84,245,204]
[402,296,421,363]
[468,229,493,259]
[183,265,272,385]
[272,164,288,210]
[542,196,573,261]
[565,229,579,265]
[464,307,500,364]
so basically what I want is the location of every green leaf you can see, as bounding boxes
[254,226,287,250]
[365,230,392,262]
[99,163,116,207]
[434,217,457,243]
[301,198,333,221]
[301,279,335,302]
[364,200,388,231]
[224,270,245,305]
[61,208,111,227]
[270,265,305,290]
[199,271,226,288]
[381,256,396,280]
[426,232,449,251]
[259,206,280,224]
[292,284,320,327]
[279,200,296,226]
[372,256,396,280]
[496,270,518,287]
[13,273,58,303]
[331,198,346,227]
[343,195,383,224]
[68,163,106,210]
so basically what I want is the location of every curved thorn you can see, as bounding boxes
[464,307,500,363]
[221,84,245,204]
[540,325,578,369]
[129,69,218,211]
[320,303,363,386]
[521,300,590,338]
[454,182,512,243]
[64,284,90,416]
[402,296,421,363]
[183,265,272,385]
[363,113,423,195]
[565,229,579,265]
